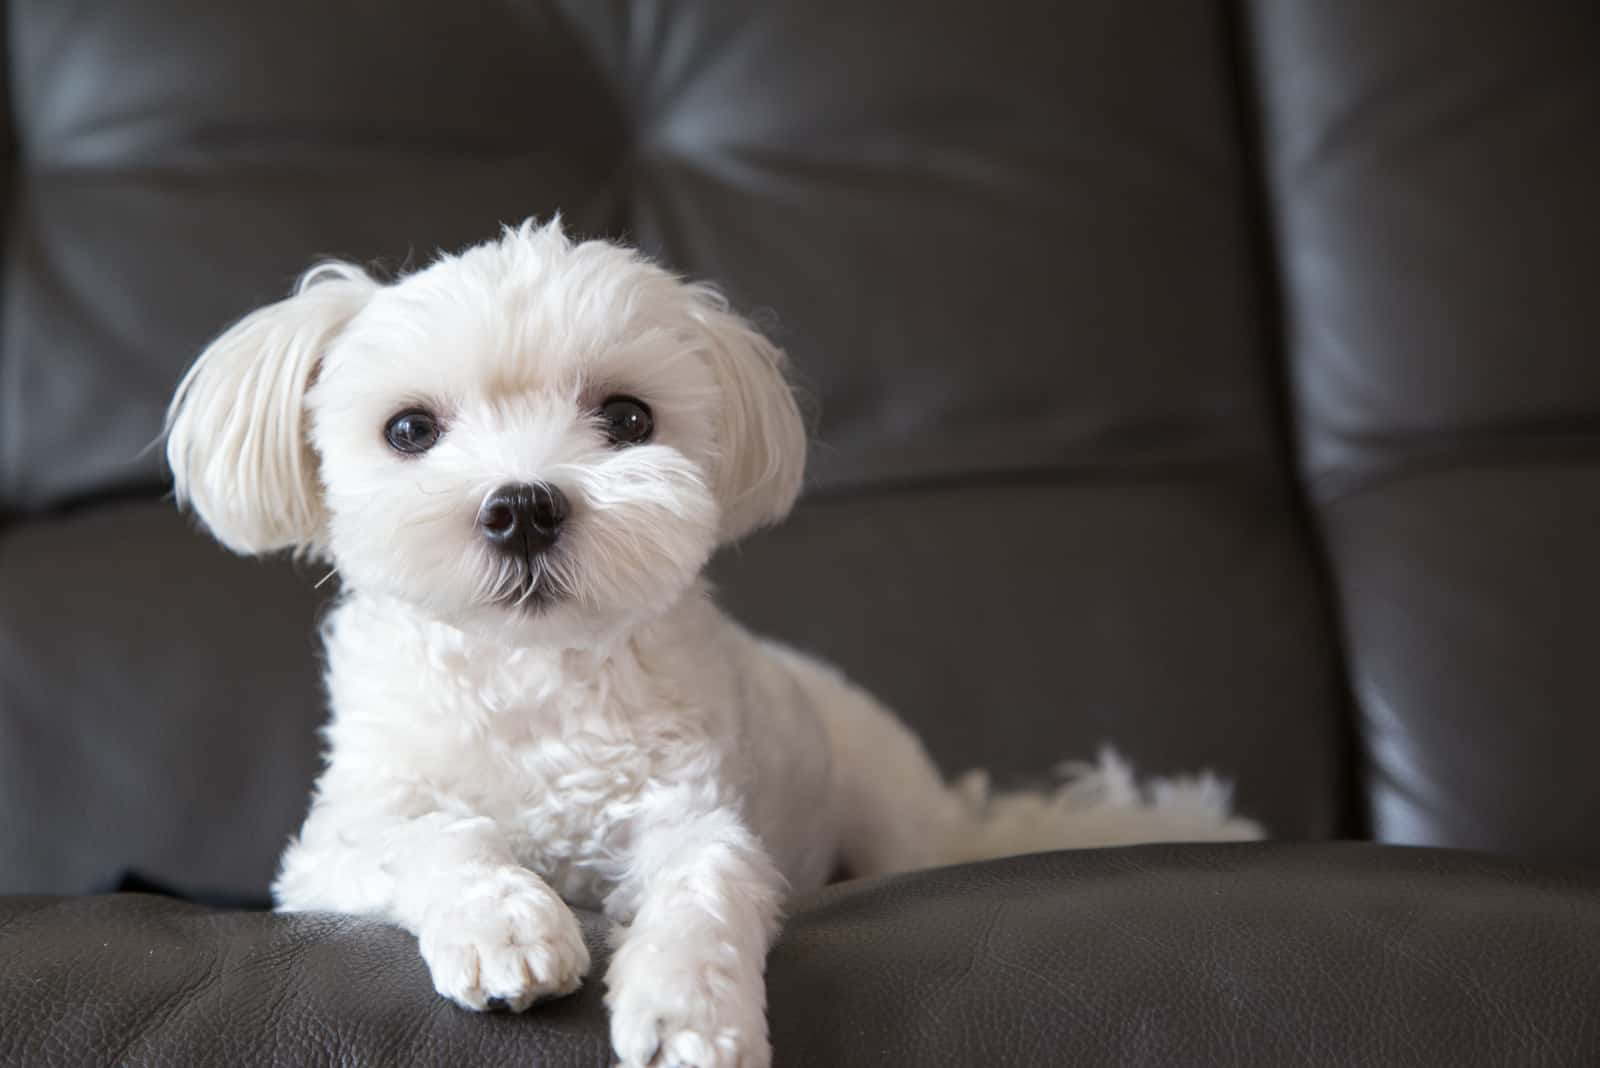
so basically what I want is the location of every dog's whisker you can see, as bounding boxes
[408,506,470,527]
[513,565,539,608]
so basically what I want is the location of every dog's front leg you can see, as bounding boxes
[278,807,590,1013]
[605,795,785,1068]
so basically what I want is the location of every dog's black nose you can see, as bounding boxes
[479,482,568,554]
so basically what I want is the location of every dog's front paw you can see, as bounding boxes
[607,942,769,1068]
[418,866,590,1012]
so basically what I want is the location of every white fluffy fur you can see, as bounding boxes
[166,220,1261,1068]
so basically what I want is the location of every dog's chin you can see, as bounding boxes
[432,592,587,649]
[435,570,681,651]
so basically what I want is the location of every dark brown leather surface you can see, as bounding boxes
[0,503,327,896]
[1,0,1358,898]
[0,893,617,1067]
[2,0,622,509]
[1245,0,1600,858]
[5,845,1598,1067]
[2,1,1598,1064]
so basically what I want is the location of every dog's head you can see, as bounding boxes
[166,220,805,642]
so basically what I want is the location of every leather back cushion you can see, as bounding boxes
[1250,1,1600,855]
[5,0,1592,893]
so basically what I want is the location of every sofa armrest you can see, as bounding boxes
[5,844,1599,1067]
[770,843,1600,1066]
[0,893,615,1067]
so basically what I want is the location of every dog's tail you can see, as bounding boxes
[934,748,1265,867]
[787,642,1263,879]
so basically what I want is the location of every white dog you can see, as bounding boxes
[165,220,1260,1068]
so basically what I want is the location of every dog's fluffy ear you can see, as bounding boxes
[165,263,378,557]
[686,286,807,544]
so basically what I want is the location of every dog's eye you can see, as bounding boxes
[600,395,653,447]
[385,408,441,455]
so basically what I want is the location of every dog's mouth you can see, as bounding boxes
[494,575,553,612]
[490,557,565,613]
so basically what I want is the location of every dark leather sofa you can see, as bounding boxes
[3,2,1598,1065]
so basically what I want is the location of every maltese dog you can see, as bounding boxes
[165,219,1260,1068]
